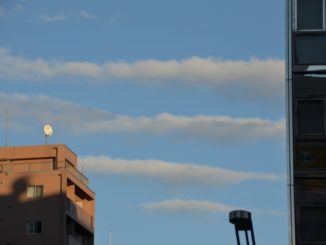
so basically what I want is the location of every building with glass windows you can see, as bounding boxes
[287,0,326,244]
[0,144,95,245]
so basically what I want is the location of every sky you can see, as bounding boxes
[0,0,287,244]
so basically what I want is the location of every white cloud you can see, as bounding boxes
[0,49,54,80]
[0,93,285,142]
[140,199,286,216]
[40,14,66,22]
[0,48,285,98]
[38,10,98,23]
[79,10,96,19]
[13,4,24,12]
[140,199,234,213]
[87,113,285,142]
[79,155,282,186]
[59,61,103,77]
[106,57,284,87]
[0,2,25,18]
[0,6,6,17]
[0,93,113,132]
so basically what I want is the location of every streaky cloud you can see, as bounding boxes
[0,47,284,98]
[79,10,96,19]
[79,155,283,186]
[39,14,66,22]
[0,6,6,17]
[0,93,285,143]
[140,199,286,216]
[140,199,234,213]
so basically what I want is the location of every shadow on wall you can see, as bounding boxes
[0,177,92,245]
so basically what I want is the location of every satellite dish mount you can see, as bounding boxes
[43,124,53,144]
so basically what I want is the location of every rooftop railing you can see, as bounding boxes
[65,161,89,186]
[0,160,89,187]
[0,161,53,174]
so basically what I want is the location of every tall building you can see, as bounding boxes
[0,144,95,245]
[287,0,326,244]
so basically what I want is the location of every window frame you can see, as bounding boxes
[295,0,326,32]
[295,140,326,169]
[26,221,42,235]
[296,205,326,242]
[27,185,43,199]
[296,98,326,136]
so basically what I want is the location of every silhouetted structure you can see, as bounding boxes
[0,144,95,245]
[229,210,256,245]
[287,0,326,244]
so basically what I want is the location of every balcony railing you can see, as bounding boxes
[65,161,89,186]
[66,198,94,232]
[67,235,83,245]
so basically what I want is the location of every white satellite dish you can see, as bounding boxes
[43,124,53,144]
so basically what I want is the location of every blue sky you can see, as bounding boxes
[0,0,287,244]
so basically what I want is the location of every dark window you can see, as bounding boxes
[297,100,324,134]
[299,206,326,241]
[26,221,42,234]
[294,35,326,65]
[295,142,326,168]
[295,178,326,191]
[297,0,324,31]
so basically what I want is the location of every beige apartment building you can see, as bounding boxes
[0,144,95,245]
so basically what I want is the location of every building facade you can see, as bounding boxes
[287,0,326,244]
[0,144,95,245]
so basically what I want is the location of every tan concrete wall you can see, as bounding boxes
[0,144,95,245]
[0,144,77,168]
[0,173,64,245]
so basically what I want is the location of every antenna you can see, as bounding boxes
[5,109,8,147]
[43,124,54,144]
[109,232,112,245]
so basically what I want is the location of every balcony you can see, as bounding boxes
[67,235,83,245]
[66,198,94,233]
[65,161,89,186]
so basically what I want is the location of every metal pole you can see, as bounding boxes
[5,109,8,146]
[250,226,256,245]
[286,0,296,244]
[235,227,240,245]
[245,230,249,245]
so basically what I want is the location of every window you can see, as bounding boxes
[297,100,324,135]
[299,206,326,242]
[26,221,42,234]
[296,0,325,31]
[295,141,326,168]
[295,178,326,191]
[294,35,326,65]
[27,185,43,198]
